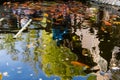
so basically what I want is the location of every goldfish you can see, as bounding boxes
[71,61,90,68]
[103,20,112,26]
[43,13,48,17]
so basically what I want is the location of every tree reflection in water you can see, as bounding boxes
[0,28,96,80]
[21,29,42,74]
[38,31,96,80]
[0,29,42,74]
[2,34,19,60]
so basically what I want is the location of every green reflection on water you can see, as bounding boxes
[0,28,97,80]
[38,30,94,80]
[2,34,19,60]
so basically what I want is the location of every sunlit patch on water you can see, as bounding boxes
[30,74,33,76]
[17,71,22,74]
[17,67,22,70]
[3,72,9,77]
[54,79,57,80]
[39,78,43,80]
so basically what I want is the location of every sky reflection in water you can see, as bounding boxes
[0,33,88,80]
[0,50,61,80]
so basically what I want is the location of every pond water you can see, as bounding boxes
[0,2,120,80]
[0,28,91,80]
[0,23,119,80]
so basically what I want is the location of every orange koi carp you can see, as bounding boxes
[71,61,90,68]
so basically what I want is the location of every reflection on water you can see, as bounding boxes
[0,26,98,80]
[0,21,120,80]
[0,1,120,80]
[0,30,60,80]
